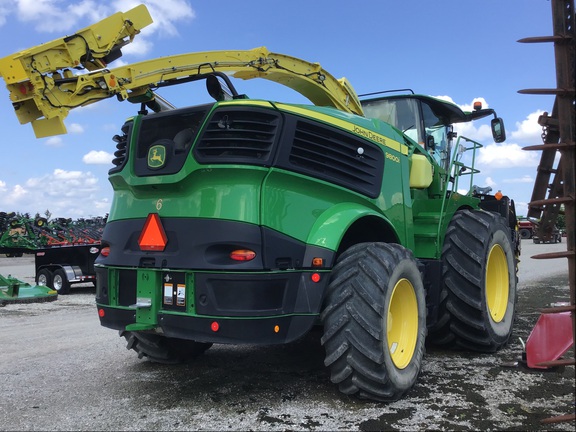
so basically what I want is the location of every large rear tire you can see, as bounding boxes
[321,242,426,402]
[428,209,517,352]
[120,331,212,364]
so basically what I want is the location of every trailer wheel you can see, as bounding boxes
[52,269,71,295]
[428,209,517,352]
[36,269,53,288]
[120,331,212,364]
[519,228,531,239]
[320,242,426,402]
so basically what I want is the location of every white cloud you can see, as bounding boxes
[0,179,7,191]
[83,150,114,164]
[0,169,109,218]
[515,201,531,216]
[15,0,106,32]
[121,36,154,56]
[454,122,493,143]
[1,183,28,205]
[12,184,28,200]
[68,123,85,134]
[477,142,540,169]
[434,95,454,104]
[503,175,534,184]
[510,110,544,143]
[485,177,496,187]
[0,0,13,27]
[45,136,64,147]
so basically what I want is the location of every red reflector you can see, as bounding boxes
[100,247,110,257]
[98,309,105,318]
[230,249,256,261]
[138,213,167,251]
[311,273,321,283]
[211,321,219,332]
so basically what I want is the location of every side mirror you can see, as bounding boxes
[491,117,506,143]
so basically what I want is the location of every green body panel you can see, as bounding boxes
[260,163,411,251]
[305,202,399,251]
[411,189,478,258]
[109,166,267,223]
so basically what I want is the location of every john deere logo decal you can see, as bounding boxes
[148,145,166,169]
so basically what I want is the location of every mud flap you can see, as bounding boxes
[525,311,574,369]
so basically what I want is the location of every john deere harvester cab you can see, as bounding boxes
[0,4,519,402]
[361,91,506,174]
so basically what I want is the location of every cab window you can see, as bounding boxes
[362,98,421,143]
[421,102,449,169]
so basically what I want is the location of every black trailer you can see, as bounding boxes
[0,247,26,258]
[35,244,101,294]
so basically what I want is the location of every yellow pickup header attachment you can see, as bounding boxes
[0,4,153,137]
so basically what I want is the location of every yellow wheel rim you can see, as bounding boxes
[486,244,509,323]
[387,278,418,369]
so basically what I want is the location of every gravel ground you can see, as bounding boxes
[0,239,574,431]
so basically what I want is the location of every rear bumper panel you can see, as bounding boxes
[97,305,318,344]
[96,267,327,344]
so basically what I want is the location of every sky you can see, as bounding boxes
[0,0,559,219]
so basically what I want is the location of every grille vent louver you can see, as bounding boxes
[195,110,280,164]
[288,121,383,198]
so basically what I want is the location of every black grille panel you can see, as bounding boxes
[287,120,384,198]
[117,269,137,307]
[194,109,280,164]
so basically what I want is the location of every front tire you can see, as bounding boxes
[120,331,212,364]
[428,210,517,352]
[321,242,426,402]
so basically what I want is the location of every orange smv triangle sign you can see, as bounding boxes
[138,213,167,251]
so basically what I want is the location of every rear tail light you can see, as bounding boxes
[230,249,256,261]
